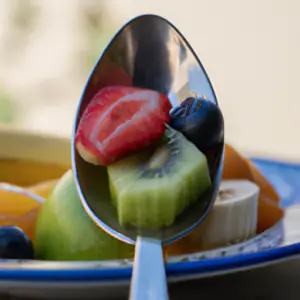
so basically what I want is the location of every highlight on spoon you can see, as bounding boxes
[71,14,224,245]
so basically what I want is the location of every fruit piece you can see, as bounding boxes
[0,184,43,214]
[27,179,58,198]
[107,126,211,229]
[202,179,259,246]
[165,144,284,257]
[0,226,34,259]
[75,86,172,166]
[222,144,253,179]
[246,158,283,233]
[34,170,134,261]
[257,196,284,233]
[0,184,43,241]
[169,180,259,254]
[170,96,224,152]
[223,144,284,233]
[245,158,280,203]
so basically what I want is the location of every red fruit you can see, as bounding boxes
[75,86,172,165]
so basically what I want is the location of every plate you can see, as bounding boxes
[1,157,300,299]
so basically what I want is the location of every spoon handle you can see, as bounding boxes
[130,236,169,300]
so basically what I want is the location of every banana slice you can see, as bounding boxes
[193,179,259,249]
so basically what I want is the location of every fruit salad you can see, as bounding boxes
[75,86,214,229]
[0,145,284,261]
[0,86,284,261]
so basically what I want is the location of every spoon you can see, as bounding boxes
[71,14,224,300]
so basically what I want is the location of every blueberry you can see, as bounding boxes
[0,226,34,259]
[170,96,224,152]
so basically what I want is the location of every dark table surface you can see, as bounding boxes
[1,256,300,300]
[172,257,300,300]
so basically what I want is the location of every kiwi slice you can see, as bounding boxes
[107,126,211,229]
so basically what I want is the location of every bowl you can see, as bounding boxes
[0,125,70,186]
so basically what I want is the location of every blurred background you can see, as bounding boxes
[0,0,299,161]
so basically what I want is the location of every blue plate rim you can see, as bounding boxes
[0,242,299,282]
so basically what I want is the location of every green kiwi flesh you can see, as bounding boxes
[107,126,211,229]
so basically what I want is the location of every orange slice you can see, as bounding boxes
[0,183,44,241]
[245,158,280,203]
[222,144,253,179]
[223,145,284,233]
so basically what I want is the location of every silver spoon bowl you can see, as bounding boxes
[71,14,224,300]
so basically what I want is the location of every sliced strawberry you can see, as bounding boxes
[75,86,172,165]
